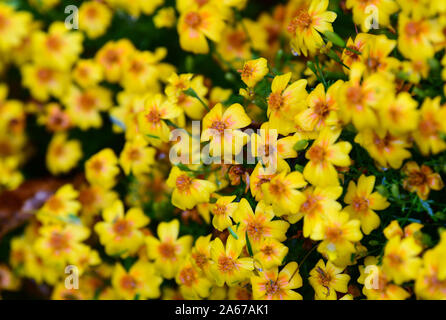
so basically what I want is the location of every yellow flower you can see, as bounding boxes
[211,195,238,231]
[137,93,181,144]
[119,135,156,176]
[145,219,193,279]
[251,262,302,300]
[412,97,446,156]
[95,39,135,83]
[201,103,251,157]
[112,260,162,300]
[176,258,213,299]
[379,92,419,135]
[154,7,177,29]
[34,224,90,268]
[254,237,289,270]
[346,0,398,32]
[190,234,213,278]
[79,1,113,39]
[303,127,352,187]
[234,199,290,248]
[312,209,362,263]
[21,64,70,102]
[46,132,82,175]
[360,34,400,77]
[37,184,81,225]
[78,184,118,226]
[261,170,307,217]
[382,236,422,284]
[177,5,224,54]
[309,259,350,300]
[402,161,444,200]
[95,200,149,258]
[267,72,308,136]
[0,4,32,51]
[292,185,343,238]
[296,81,342,132]
[344,175,390,235]
[166,166,216,210]
[287,0,336,56]
[239,58,269,88]
[65,85,113,130]
[31,22,83,70]
[209,236,254,287]
[354,128,411,169]
[250,159,291,202]
[85,148,120,189]
[72,59,104,89]
[358,256,410,300]
[342,33,369,70]
[398,13,443,61]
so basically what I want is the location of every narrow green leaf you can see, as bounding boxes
[245,232,253,257]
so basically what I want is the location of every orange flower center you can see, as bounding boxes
[113,219,132,237]
[218,255,236,273]
[146,110,161,123]
[346,86,364,105]
[307,145,326,163]
[47,196,64,212]
[287,9,312,33]
[269,180,286,196]
[301,195,319,215]
[78,93,96,112]
[387,252,403,267]
[325,226,343,242]
[261,245,274,256]
[85,7,98,19]
[405,21,423,37]
[228,31,247,50]
[408,171,427,186]
[79,188,97,207]
[179,267,197,286]
[37,68,54,83]
[49,232,69,252]
[316,266,332,287]
[212,204,227,216]
[352,196,369,213]
[128,148,141,161]
[90,159,104,172]
[120,275,137,291]
[211,120,227,135]
[159,242,176,259]
[418,116,439,137]
[240,64,254,80]
[176,174,192,192]
[46,35,63,51]
[314,101,330,118]
[265,280,281,295]
[185,12,202,29]
[247,221,264,241]
[104,49,120,65]
[192,252,208,269]
[268,92,284,111]
[0,13,9,30]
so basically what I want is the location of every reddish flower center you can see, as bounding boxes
[120,275,137,291]
[211,120,227,135]
[218,256,236,272]
[185,12,202,29]
[307,145,326,162]
[113,219,132,237]
[352,196,369,213]
[268,92,284,111]
[179,267,197,287]
[176,174,192,192]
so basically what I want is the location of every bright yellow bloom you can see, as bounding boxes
[358,256,411,300]
[201,103,251,157]
[254,237,289,270]
[398,13,443,61]
[176,258,213,299]
[250,159,290,202]
[234,199,290,248]
[95,200,149,258]
[72,59,104,89]
[145,219,193,279]
[292,185,343,238]
[0,4,32,51]
[95,39,135,83]
[251,262,303,300]
[32,22,83,70]
[261,170,307,217]
[37,184,81,225]
[312,209,363,263]
[119,135,156,176]
[210,236,254,287]
[65,85,113,130]
[211,195,238,231]
[303,127,352,187]
[78,184,118,226]
[79,1,113,39]
[287,0,336,56]
[354,128,412,169]
[309,259,350,300]
[166,166,216,210]
[344,175,390,235]
[190,234,213,278]
[342,33,369,70]
[34,224,90,268]
[402,161,444,200]
[112,261,162,300]
[346,0,398,32]
[85,148,120,189]
[267,72,308,135]
[412,97,446,156]
[154,7,177,29]
[137,93,181,144]
[177,5,224,54]
[239,58,269,88]
[382,236,422,284]
[296,81,342,132]
[379,92,419,135]
[46,132,82,175]
[360,34,400,77]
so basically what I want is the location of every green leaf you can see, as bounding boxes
[323,31,346,48]
[245,232,253,257]
[293,140,308,151]
[228,226,239,240]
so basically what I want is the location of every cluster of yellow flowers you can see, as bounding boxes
[1,0,446,300]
